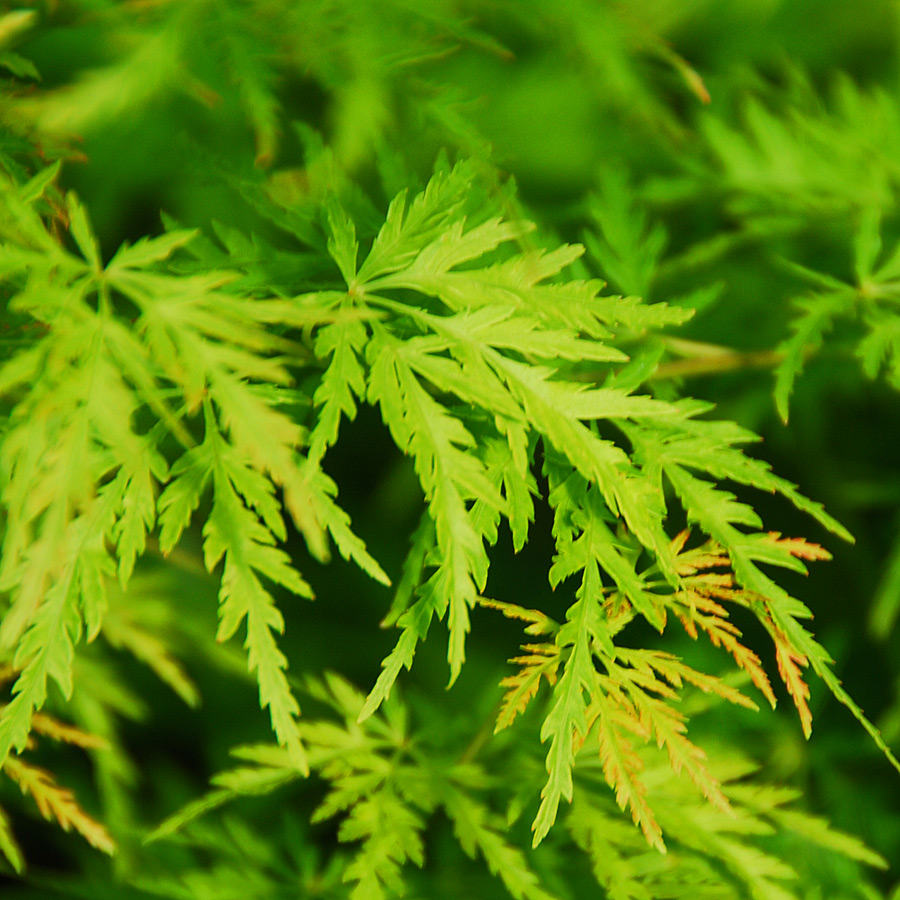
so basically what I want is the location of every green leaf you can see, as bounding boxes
[66,192,101,271]
[774,291,854,423]
[0,572,82,767]
[201,406,311,772]
[146,757,299,843]
[107,439,168,586]
[366,329,499,685]
[442,785,557,900]
[107,229,198,272]
[101,597,201,708]
[0,806,24,874]
[586,166,667,298]
[302,462,390,585]
[158,445,214,554]
[359,597,432,723]
[308,313,368,464]
[854,206,882,284]
[356,161,475,284]
[532,586,608,846]
[326,198,359,286]
[0,51,39,81]
[380,513,435,629]
[869,517,900,639]
[17,161,59,204]
[338,786,426,900]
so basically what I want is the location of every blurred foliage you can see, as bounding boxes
[0,0,900,898]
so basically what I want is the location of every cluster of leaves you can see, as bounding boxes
[0,1,899,899]
[140,674,886,900]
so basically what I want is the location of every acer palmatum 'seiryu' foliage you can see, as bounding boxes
[0,155,892,895]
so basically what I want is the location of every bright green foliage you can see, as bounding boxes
[771,210,900,423]
[146,674,888,900]
[0,2,899,899]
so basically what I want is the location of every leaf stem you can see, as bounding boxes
[652,341,790,380]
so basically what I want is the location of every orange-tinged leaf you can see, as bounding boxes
[773,630,813,738]
[496,643,560,732]
[666,536,781,709]
[5,758,115,855]
[668,529,691,557]
[690,572,739,594]
[601,657,733,817]
[671,595,777,709]
[30,714,109,749]
[618,647,757,711]
[763,532,832,562]
[636,692,731,815]
[671,534,733,577]
[479,598,559,636]
[592,691,664,852]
